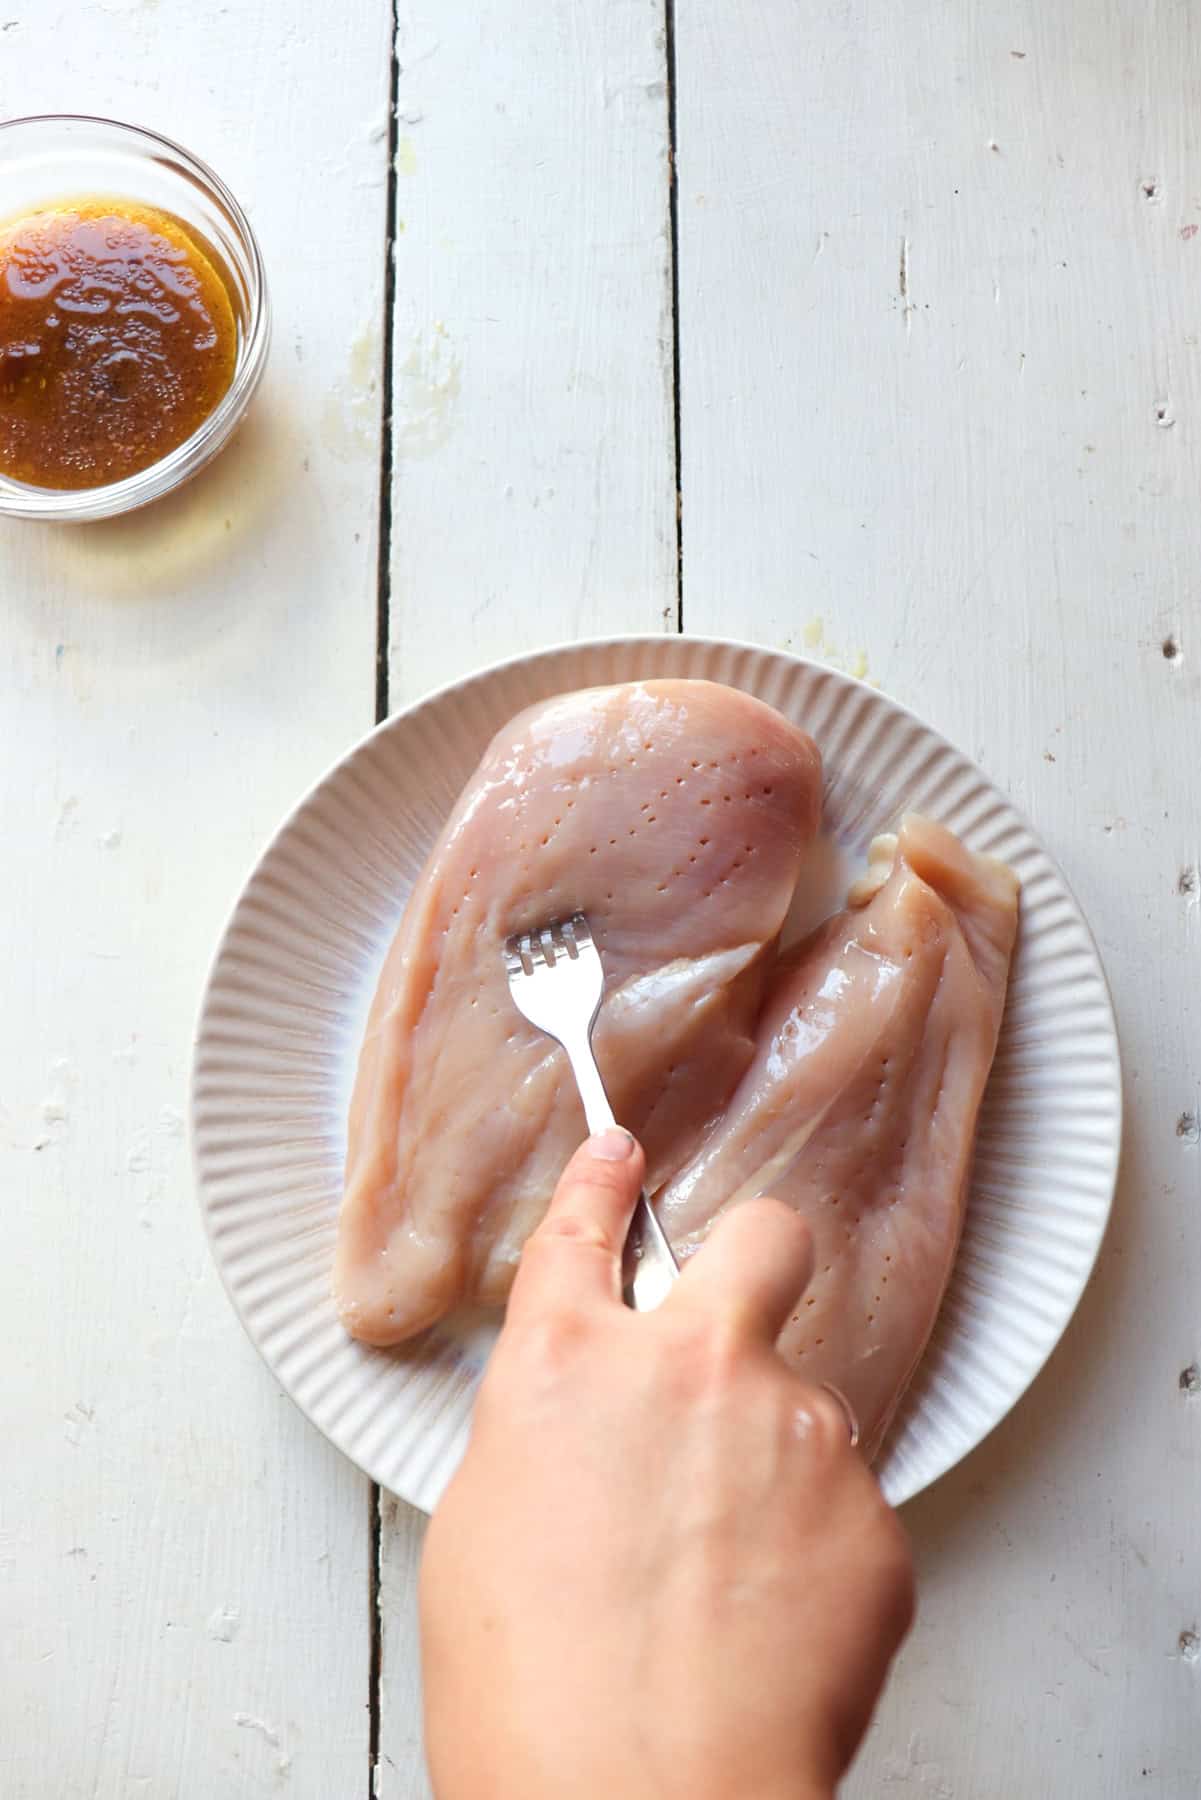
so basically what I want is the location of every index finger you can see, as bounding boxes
[506,1129,645,1320]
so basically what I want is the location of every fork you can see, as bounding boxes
[504,913,679,1310]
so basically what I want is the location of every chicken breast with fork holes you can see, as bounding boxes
[335,679,823,1345]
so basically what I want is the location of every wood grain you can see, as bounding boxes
[674,1,1201,1791]
[382,0,677,705]
[0,3,392,1794]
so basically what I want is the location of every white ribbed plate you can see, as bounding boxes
[192,637,1121,1510]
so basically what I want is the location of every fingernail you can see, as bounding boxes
[588,1128,636,1161]
[820,1383,861,1449]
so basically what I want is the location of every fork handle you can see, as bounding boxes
[559,1032,679,1312]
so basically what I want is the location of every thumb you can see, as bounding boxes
[668,1197,814,1344]
[507,1129,645,1318]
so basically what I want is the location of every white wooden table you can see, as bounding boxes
[5,3,1199,1794]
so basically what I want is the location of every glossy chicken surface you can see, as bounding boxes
[656,815,1019,1458]
[336,680,823,1345]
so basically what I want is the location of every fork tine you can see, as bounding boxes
[501,907,679,1311]
[505,915,596,979]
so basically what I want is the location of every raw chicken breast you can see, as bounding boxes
[337,680,822,1346]
[657,815,1019,1459]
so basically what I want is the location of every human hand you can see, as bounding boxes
[420,1129,914,1800]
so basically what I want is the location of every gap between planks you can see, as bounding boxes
[369,5,402,1793]
[375,0,402,732]
[666,0,684,634]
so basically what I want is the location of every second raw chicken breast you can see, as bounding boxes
[656,815,1020,1458]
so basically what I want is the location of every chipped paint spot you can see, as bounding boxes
[321,324,382,460]
[207,1605,240,1643]
[234,1712,291,1777]
[54,796,79,842]
[898,236,913,329]
[37,1062,74,1147]
[235,1712,279,1744]
[64,1402,94,1447]
[397,135,418,176]
[395,327,462,457]
[879,1731,954,1796]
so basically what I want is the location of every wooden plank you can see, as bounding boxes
[675,1,1201,1792]
[377,2,676,1789]
[383,0,678,704]
[0,5,392,1795]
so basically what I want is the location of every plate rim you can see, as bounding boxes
[190,632,1123,1506]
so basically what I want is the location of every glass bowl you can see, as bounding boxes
[0,114,269,521]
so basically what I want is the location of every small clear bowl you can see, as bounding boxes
[0,114,270,522]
